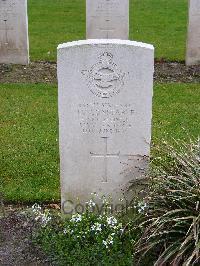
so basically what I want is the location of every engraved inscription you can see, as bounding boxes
[78,102,135,135]
[82,52,126,98]
[92,0,124,17]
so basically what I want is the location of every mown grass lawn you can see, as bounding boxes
[28,0,188,61]
[0,83,199,203]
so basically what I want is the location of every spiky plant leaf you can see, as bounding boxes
[135,138,200,265]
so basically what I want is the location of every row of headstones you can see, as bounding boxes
[0,0,198,211]
[0,0,200,66]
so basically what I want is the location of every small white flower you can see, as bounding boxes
[32,205,51,227]
[86,199,96,208]
[107,216,118,227]
[137,202,148,213]
[91,222,102,233]
[108,239,113,245]
[40,211,51,227]
[102,240,108,248]
[91,225,95,231]
[103,235,114,248]
[70,214,82,222]
[32,203,42,214]
[96,223,102,231]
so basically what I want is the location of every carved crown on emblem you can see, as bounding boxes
[82,52,125,98]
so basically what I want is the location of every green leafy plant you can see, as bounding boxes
[135,138,200,265]
[32,199,135,265]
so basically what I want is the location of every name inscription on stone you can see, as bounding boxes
[78,102,135,135]
[93,0,124,17]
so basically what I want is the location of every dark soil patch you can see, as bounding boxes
[0,62,57,84]
[0,209,51,266]
[0,61,199,84]
[154,61,200,83]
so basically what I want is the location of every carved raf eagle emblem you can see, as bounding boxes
[82,52,125,98]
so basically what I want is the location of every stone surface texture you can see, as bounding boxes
[0,0,29,64]
[186,0,200,66]
[57,40,154,212]
[86,0,129,39]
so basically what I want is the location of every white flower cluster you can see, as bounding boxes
[63,228,74,235]
[135,201,148,213]
[107,216,123,232]
[32,203,42,216]
[107,216,118,227]
[102,235,114,249]
[86,199,96,208]
[60,195,126,251]
[63,229,68,234]
[91,222,102,233]
[32,203,51,227]
[70,213,82,223]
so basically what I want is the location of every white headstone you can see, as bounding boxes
[186,0,200,65]
[57,40,154,213]
[86,0,129,39]
[0,0,29,65]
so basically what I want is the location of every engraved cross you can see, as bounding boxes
[90,137,119,183]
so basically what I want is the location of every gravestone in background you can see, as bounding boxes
[0,0,29,64]
[86,0,129,39]
[186,0,200,65]
[57,39,154,213]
